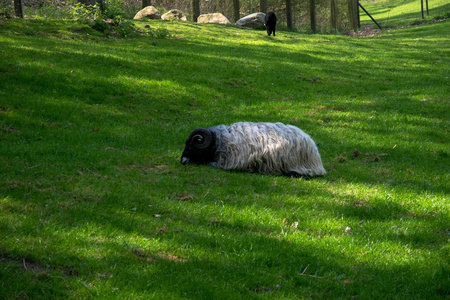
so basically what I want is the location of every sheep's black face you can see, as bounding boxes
[181,128,216,165]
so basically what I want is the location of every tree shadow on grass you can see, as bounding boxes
[0,177,448,298]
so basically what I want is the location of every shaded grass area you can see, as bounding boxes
[0,19,449,298]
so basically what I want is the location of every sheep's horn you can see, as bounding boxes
[188,128,212,149]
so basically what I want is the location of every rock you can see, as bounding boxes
[133,6,161,20]
[235,12,266,29]
[197,13,232,25]
[162,9,188,21]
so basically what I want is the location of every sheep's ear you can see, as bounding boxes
[189,128,213,149]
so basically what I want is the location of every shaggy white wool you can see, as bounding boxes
[208,122,326,176]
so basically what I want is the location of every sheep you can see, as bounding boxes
[264,12,277,36]
[180,122,326,177]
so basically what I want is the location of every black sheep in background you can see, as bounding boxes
[265,12,277,36]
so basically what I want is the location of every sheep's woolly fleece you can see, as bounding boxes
[208,122,326,176]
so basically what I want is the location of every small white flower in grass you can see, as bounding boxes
[291,222,299,228]
[345,226,351,233]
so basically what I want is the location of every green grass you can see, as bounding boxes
[0,18,449,299]
[360,0,450,28]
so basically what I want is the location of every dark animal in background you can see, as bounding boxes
[264,12,277,36]
[181,122,326,178]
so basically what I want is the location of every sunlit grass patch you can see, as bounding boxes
[360,0,450,27]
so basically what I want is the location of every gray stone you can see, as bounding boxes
[197,13,232,25]
[133,6,161,20]
[235,12,266,29]
[162,9,188,21]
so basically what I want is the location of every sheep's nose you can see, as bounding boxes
[181,157,189,165]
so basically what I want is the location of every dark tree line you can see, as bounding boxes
[183,0,349,31]
[11,0,359,32]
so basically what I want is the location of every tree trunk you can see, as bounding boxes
[14,0,23,18]
[233,0,240,23]
[192,0,200,22]
[357,0,360,27]
[310,0,316,32]
[142,0,151,9]
[330,0,338,30]
[260,0,267,13]
[286,0,292,30]
[347,0,358,31]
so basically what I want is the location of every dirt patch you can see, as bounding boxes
[347,25,382,37]
[0,254,79,276]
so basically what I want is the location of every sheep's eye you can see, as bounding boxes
[194,137,204,144]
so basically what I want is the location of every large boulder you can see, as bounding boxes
[235,12,266,29]
[197,13,232,25]
[133,6,161,20]
[162,9,188,21]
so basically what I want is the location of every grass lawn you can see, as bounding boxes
[360,0,450,28]
[0,17,449,299]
